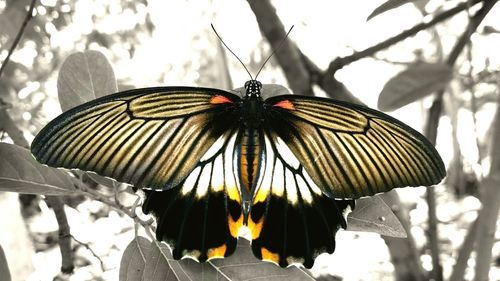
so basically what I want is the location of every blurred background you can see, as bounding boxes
[0,0,499,280]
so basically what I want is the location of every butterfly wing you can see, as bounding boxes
[142,130,244,261]
[263,95,446,199]
[31,87,241,190]
[248,133,354,268]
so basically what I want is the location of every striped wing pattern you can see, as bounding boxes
[264,95,446,199]
[142,131,243,262]
[31,87,240,190]
[248,133,354,268]
[31,86,446,269]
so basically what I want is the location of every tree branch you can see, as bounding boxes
[0,0,37,78]
[70,234,105,272]
[45,196,74,273]
[421,1,498,280]
[328,0,485,74]
[247,0,314,96]
[473,71,500,281]
[450,217,479,281]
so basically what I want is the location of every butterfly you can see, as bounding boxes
[31,80,445,269]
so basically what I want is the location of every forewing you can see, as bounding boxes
[142,130,244,262]
[264,95,446,199]
[31,87,241,190]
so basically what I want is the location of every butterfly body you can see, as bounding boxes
[31,81,445,268]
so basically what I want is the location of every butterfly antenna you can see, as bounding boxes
[254,25,294,80]
[211,24,253,80]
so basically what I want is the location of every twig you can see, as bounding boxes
[382,191,426,281]
[0,0,38,78]
[45,196,74,273]
[422,1,498,280]
[473,70,500,281]
[425,186,442,281]
[450,217,479,281]
[328,0,485,74]
[70,234,105,272]
[70,177,154,230]
[299,50,363,103]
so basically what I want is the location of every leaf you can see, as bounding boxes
[87,173,118,189]
[150,238,314,281]
[377,62,452,111]
[0,143,76,195]
[141,242,177,281]
[120,237,151,281]
[367,0,427,21]
[347,195,407,238]
[57,50,118,188]
[210,239,314,281]
[57,50,117,112]
[0,244,11,281]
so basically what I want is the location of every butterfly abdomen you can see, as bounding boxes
[238,128,263,201]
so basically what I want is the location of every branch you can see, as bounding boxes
[450,217,479,281]
[328,0,484,74]
[382,191,427,281]
[70,235,105,272]
[421,1,498,280]
[45,196,74,273]
[473,71,500,281]
[299,51,363,103]
[69,177,154,231]
[0,0,37,78]
[247,0,314,96]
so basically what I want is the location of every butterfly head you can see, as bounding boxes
[244,80,262,98]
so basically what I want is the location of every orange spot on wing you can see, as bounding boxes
[207,244,227,259]
[228,214,244,238]
[273,100,295,110]
[261,247,280,264]
[210,95,233,104]
[247,217,264,239]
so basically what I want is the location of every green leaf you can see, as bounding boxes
[120,237,151,281]
[367,0,427,21]
[347,195,406,238]
[57,50,118,188]
[377,62,452,111]
[57,50,117,112]
[0,244,11,281]
[0,143,76,195]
